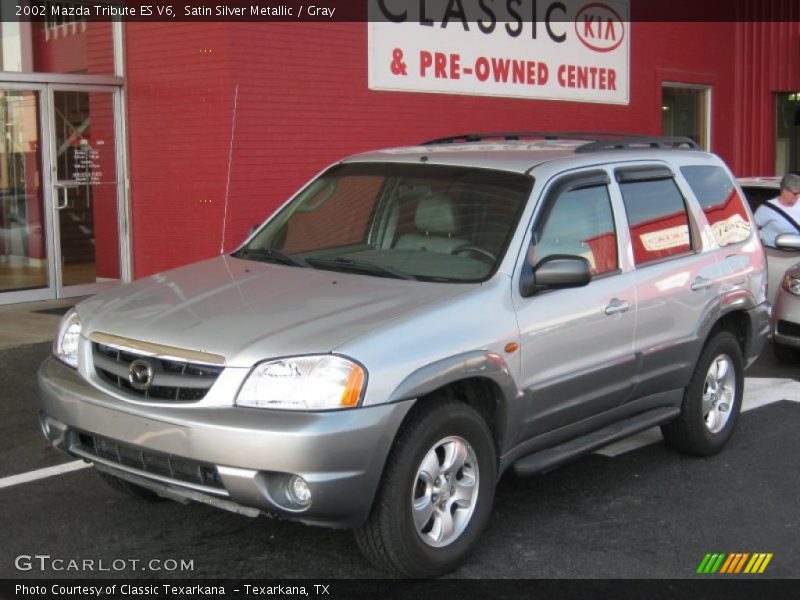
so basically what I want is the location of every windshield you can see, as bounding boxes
[235,163,532,283]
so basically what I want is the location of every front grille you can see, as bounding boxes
[93,343,223,402]
[777,320,800,338]
[74,431,224,490]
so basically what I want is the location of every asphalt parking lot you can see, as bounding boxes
[0,342,798,580]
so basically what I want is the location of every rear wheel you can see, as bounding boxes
[661,330,744,456]
[98,470,163,501]
[355,399,496,578]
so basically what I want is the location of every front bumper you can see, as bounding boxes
[771,286,800,349]
[38,356,414,528]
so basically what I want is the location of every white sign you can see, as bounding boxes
[368,0,630,105]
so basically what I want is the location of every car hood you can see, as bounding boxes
[78,256,474,367]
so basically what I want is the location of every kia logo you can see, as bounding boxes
[575,3,625,53]
[128,359,154,391]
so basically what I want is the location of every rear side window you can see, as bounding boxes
[681,166,751,246]
[620,178,692,265]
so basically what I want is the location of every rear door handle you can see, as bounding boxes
[691,276,714,291]
[604,298,630,315]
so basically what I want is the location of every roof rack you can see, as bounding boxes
[575,136,700,153]
[422,131,623,145]
[421,132,701,152]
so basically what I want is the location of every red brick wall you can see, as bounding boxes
[124,20,747,278]
[125,23,235,277]
[733,5,800,176]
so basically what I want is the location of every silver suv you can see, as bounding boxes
[39,134,769,577]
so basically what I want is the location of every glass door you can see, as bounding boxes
[0,85,53,303]
[0,83,126,305]
[49,86,123,297]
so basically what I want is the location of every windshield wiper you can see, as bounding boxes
[233,247,310,268]
[307,257,416,280]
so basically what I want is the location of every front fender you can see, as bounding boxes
[387,350,520,454]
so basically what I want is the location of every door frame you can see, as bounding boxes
[0,81,56,304]
[47,83,129,299]
[0,81,130,305]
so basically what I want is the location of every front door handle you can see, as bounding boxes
[691,276,714,291]
[605,298,630,315]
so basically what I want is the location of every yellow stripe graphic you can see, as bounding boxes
[746,553,771,574]
[758,553,773,574]
[744,554,759,573]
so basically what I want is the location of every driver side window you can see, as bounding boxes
[534,185,618,275]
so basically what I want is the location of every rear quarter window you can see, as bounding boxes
[681,166,751,246]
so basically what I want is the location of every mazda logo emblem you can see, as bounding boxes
[128,359,154,391]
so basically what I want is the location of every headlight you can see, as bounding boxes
[236,355,365,410]
[783,274,800,297]
[53,308,82,368]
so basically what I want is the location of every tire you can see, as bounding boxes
[98,470,164,502]
[355,399,496,578]
[773,343,796,364]
[661,330,744,456]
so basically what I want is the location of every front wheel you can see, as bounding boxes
[355,399,496,578]
[661,330,744,456]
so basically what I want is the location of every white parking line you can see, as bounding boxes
[595,376,800,457]
[0,460,91,490]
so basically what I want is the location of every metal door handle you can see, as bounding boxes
[691,277,714,291]
[605,298,630,315]
[54,184,79,210]
[55,186,68,210]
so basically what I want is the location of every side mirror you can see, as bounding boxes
[775,233,800,251]
[520,254,592,297]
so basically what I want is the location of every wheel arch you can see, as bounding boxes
[695,288,767,368]
[386,351,518,457]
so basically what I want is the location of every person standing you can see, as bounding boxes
[753,172,800,247]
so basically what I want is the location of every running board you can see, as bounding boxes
[511,407,679,476]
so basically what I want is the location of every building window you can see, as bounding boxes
[776,92,800,175]
[662,84,710,150]
[43,1,89,41]
[0,1,114,75]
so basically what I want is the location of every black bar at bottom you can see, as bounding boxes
[0,579,796,600]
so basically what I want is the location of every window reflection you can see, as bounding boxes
[0,90,47,292]
[0,3,114,75]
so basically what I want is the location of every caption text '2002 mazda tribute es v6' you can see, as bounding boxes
[39,133,768,577]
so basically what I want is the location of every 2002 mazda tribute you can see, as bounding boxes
[39,133,769,577]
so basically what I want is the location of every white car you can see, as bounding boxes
[738,177,800,361]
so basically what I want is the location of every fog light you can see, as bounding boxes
[287,475,312,507]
